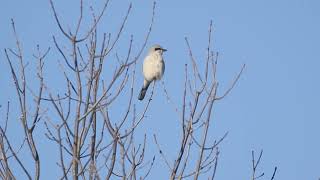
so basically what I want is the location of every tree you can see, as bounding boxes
[1,0,275,179]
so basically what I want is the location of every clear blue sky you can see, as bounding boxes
[1,0,320,179]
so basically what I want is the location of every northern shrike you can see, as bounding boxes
[138,44,167,100]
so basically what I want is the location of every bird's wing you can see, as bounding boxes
[143,54,155,81]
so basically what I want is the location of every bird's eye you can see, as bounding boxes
[155,47,161,51]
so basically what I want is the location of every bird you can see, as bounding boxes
[138,44,167,100]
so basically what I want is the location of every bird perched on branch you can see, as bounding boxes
[138,44,167,100]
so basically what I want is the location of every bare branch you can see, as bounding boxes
[49,0,72,40]
[153,134,172,171]
[215,64,245,100]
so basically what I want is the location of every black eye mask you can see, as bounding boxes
[155,47,167,52]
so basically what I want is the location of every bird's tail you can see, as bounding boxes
[138,81,150,101]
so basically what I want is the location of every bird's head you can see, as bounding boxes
[149,44,167,55]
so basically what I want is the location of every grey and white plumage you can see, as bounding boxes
[138,44,167,100]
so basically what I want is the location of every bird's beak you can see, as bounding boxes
[162,48,167,52]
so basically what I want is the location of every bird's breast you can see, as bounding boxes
[143,54,165,81]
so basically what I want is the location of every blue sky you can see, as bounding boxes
[1,0,320,179]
